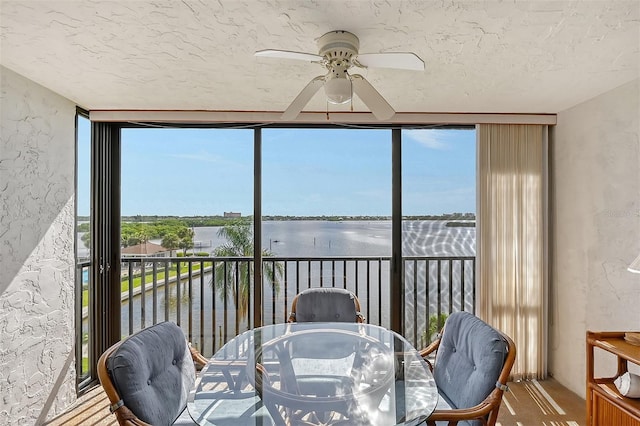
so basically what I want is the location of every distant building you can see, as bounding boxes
[224,212,241,218]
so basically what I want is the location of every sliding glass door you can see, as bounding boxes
[119,128,253,354]
[262,128,392,326]
[401,128,476,348]
[79,123,477,376]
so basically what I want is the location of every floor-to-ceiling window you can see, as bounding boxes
[401,128,476,348]
[118,128,254,354]
[79,123,476,380]
[75,111,92,388]
[262,128,392,326]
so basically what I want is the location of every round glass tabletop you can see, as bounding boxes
[188,322,438,426]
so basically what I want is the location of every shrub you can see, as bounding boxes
[420,313,449,346]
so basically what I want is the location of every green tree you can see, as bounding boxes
[161,233,180,257]
[81,231,91,249]
[176,227,195,255]
[421,313,449,347]
[121,223,152,247]
[212,220,282,319]
[82,220,194,252]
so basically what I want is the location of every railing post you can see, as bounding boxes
[108,254,475,356]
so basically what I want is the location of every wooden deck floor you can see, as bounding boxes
[44,377,586,425]
[44,386,117,426]
[497,378,586,426]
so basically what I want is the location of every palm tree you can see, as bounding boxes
[420,313,449,347]
[176,227,195,255]
[161,233,180,257]
[212,220,282,319]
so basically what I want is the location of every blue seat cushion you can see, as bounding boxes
[433,312,508,425]
[106,321,196,425]
[294,288,359,322]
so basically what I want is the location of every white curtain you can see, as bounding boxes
[477,124,547,380]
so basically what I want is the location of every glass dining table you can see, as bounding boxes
[187,322,438,426]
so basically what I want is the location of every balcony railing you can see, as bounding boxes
[76,255,474,382]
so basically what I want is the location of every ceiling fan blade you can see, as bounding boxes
[255,49,322,62]
[356,52,425,71]
[351,74,395,120]
[281,76,326,120]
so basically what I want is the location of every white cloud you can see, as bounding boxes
[404,129,448,150]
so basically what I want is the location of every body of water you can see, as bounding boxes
[184,219,474,257]
[81,220,475,353]
[78,220,475,258]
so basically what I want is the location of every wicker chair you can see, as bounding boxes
[288,287,365,323]
[420,311,516,426]
[97,321,207,426]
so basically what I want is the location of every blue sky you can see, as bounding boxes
[77,118,475,216]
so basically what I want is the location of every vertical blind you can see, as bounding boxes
[478,124,547,380]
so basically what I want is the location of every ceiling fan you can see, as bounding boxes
[255,30,424,121]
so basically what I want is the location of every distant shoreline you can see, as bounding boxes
[78,213,476,225]
[445,221,476,228]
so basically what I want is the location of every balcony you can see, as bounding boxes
[76,254,475,383]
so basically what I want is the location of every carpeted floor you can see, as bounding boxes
[497,378,586,426]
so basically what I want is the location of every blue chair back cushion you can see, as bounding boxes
[106,321,195,425]
[433,312,508,425]
[294,288,358,322]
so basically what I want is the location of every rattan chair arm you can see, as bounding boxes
[419,338,441,359]
[189,343,208,369]
[114,406,152,426]
[425,398,494,425]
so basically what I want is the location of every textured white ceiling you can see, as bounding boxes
[1,0,639,115]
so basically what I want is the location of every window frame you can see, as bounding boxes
[79,121,475,390]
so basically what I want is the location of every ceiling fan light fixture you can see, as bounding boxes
[259,30,422,120]
[324,77,352,104]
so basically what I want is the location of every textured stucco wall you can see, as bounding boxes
[550,78,640,398]
[0,66,77,423]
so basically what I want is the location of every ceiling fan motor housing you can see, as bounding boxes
[318,31,359,104]
[318,30,359,66]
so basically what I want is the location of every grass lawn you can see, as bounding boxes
[82,261,212,308]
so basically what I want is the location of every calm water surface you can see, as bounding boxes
[190,220,475,257]
[77,220,475,257]
[81,220,475,353]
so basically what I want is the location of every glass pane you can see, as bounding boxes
[262,128,392,326]
[75,114,91,382]
[120,128,253,357]
[401,128,476,348]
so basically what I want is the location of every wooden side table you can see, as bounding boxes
[586,331,640,426]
